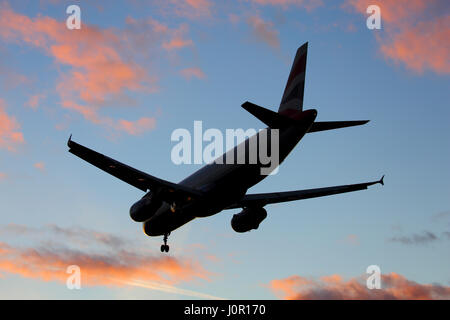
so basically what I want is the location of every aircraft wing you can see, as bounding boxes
[67,136,203,201]
[226,176,384,209]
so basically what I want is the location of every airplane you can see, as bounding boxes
[67,42,384,253]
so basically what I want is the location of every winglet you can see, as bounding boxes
[379,175,385,186]
[67,134,73,148]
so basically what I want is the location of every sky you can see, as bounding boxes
[0,0,449,300]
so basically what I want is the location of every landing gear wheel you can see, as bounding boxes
[161,233,170,253]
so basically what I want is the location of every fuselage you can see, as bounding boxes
[143,109,317,236]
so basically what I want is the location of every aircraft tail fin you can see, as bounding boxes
[278,42,308,114]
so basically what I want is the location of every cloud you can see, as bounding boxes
[247,15,280,49]
[0,224,217,298]
[180,67,206,80]
[345,0,450,74]
[0,224,131,250]
[0,5,196,135]
[117,117,157,135]
[25,94,46,110]
[389,230,450,245]
[0,172,6,181]
[432,211,450,223]
[268,272,450,299]
[344,234,359,245]
[0,99,25,152]
[249,0,323,11]
[162,24,194,50]
[33,162,45,172]
[0,242,210,287]
[160,0,213,19]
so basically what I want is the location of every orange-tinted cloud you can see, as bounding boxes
[25,94,46,110]
[249,0,323,10]
[0,172,6,181]
[162,0,213,19]
[0,67,29,90]
[345,234,359,245]
[0,99,25,152]
[0,5,194,134]
[33,162,45,172]
[180,67,206,80]
[345,0,450,74]
[0,224,213,291]
[117,117,157,135]
[379,17,450,74]
[247,15,280,49]
[162,24,194,50]
[0,242,210,287]
[268,272,450,299]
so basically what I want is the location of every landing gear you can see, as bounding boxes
[160,233,170,253]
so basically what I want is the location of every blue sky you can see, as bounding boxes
[0,0,449,299]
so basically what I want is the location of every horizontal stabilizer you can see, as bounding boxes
[242,101,296,128]
[308,120,369,133]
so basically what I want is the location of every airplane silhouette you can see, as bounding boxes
[68,43,383,253]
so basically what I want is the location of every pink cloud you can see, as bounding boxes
[33,162,45,172]
[162,24,194,51]
[0,99,25,152]
[164,0,213,19]
[268,272,450,299]
[180,67,206,80]
[249,0,323,10]
[0,241,210,288]
[117,117,157,135]
[247,15,280,49]
[345,234,359,245]
[0,5,194,135]
[345,0,450,74]
[0,224,215,295]
[229,14,240,25]
[379,17,450,74]
[25,94,46,110]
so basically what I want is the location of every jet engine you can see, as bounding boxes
[129,193,162,222]
[231,207,267,233]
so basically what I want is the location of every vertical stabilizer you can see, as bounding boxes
[278,42,308,113]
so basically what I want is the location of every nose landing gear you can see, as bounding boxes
[160,233,170,253]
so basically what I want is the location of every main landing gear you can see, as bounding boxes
[160,233,170,253]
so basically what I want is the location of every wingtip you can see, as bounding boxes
[67,134,73,148]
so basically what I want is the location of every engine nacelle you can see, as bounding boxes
[231,207,267,233]
[129,193,162,222]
